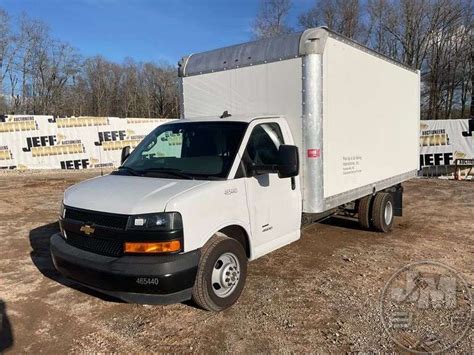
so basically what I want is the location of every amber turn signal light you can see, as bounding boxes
[124,240,181,254]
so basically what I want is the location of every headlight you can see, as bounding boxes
[126,212,182,231]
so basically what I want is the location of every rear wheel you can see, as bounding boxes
[357,195,373,229]
[192,234,247,311]
[371,192,394,233]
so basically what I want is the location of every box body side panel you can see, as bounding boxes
[182,58,303,148]
[322,36,420,200]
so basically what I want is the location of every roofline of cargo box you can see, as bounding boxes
[178,27,418,78]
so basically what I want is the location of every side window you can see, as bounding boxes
[241,123,284,175]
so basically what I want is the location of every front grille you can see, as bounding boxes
[65,207,128,230]
[66,232,123,257]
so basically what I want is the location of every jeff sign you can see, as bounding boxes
[419,119,473,168]
[0,115,173,170]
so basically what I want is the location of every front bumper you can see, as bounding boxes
[50,233,200,304]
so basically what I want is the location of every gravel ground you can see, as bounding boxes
[0,171,472,353]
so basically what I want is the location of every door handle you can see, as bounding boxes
[291,177,296,190]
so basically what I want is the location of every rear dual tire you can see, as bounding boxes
[357,195,373,229]
[358,192,394,233]
[371,192,394,233]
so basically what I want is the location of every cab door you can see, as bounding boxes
[234,120,301,259]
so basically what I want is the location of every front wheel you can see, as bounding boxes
[192,234,247,311]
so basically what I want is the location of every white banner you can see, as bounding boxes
[419,119,474,167]
[0,115,173,170]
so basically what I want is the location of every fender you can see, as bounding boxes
[198,219,254,259]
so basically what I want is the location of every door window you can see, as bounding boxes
[240,123,284,175]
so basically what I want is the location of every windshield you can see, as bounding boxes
[121,121,248,179]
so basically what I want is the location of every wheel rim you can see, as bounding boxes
[211,252,240,298]
[384,200,393,225]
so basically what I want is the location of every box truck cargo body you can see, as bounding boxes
[51,28,420,311]
[179,27,420,213]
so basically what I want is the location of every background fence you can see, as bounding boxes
[0,115,172,170]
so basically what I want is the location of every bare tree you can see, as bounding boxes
[79,57,178,118]
[0,8,180,118]
[253,0,293,39]
[454,2,472,118]
[365,0,400,57]
[35,41,81,114]
[366,0,472,119]
[0,10,11,112]
[83,56,119,116]
[0,10,10,88]
[299,0,365,40]
[5,15,81,114]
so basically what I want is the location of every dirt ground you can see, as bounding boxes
[0,170,472,353]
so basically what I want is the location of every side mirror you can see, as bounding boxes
[278,145,299,178]
[121,146,131,164]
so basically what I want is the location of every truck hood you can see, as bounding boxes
[64,174,209,215]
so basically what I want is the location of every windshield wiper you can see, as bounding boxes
[142,168,195,180]
[117,166,142,176]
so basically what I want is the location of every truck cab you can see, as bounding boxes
[51,115,301,311]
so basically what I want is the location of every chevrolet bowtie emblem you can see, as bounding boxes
[80,224,95,235]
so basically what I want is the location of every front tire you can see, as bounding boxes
[192,234,247,311]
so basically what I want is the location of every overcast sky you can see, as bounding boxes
[2,0,313,65]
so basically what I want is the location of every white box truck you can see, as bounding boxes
[51,27,420,311]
